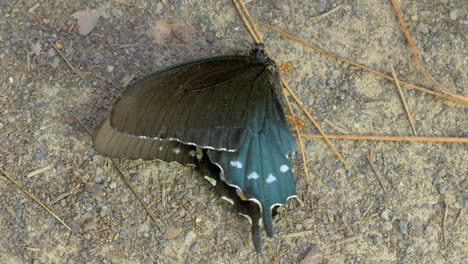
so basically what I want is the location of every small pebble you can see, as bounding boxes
[34,152,45,160]
[190,242,199,253]
[316,1,327,12]
[449,10,458,20]
[432,175,442,185]
[437,183,449,194]
[373,235,383,245]
[94,176,102,184]
[109,182,117,189]
[380,209,390,221]
[399,220,408,233]
[47,48,56,57]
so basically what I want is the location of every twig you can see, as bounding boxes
[282,78,348,167]
[298,133,468,143]
[335,235,360,245]
[324,118,350,134]
[72,115,162,229]
[367,147,388,199]
[234,0,348,167]
[251,19,467,105]
[0,167,73,232]
[280,82,310,183]
[27,164,54,177]
[47,39,82,77]
[282,230,315,238]
[390,0,468,104]
[391,65,418,136]
[233,0,316,181]
[50,183,81,205]
[454,208,463,226]
[442,199,448,247]
[311,5,341,20]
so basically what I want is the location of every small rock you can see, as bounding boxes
[449,10,458,20]
[155,2,164,14]
[437,183,449,194]
[433,175,442,185]
[178,231,196,255]
[109,182,117,189]
[159,239,168,248]
[380,209,390,221]
[47,48,56,57]
[190,242,199,253]
[373,235,383,245]
[315,1,327,13]
[34,152,45,160]
[399,220,408,233]
[94,176,102,184]
[417,24,429,34]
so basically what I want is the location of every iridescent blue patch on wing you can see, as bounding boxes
[208,73,296,236]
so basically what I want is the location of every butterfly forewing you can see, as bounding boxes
[110,56,267,151]
[94,118,197,165]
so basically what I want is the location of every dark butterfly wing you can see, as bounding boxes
[198,157,263,253]
[110,55,267,151]
[94,118,198,165]
[207,70,296,237]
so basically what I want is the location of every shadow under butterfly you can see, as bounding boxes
[93,44,297,252]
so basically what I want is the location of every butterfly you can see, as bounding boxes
[93,43,297,252]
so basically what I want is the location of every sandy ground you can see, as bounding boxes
[0,0,466,263]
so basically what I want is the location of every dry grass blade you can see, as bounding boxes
[390,0,468,104]
[0,167,73,232]
[233,0,319,180]
[366,148,388,200]
[299,133,467,143]
[72,115,162,229]
[280,82,310,183]
[251,19,467,105]
[442,199,448,247]
[391,65,418,136]
[231,0,262,43]
[47,39,82,77]
[281,78,348,167]
[234,0,350,168]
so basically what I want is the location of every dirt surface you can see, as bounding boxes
[0,0,466,263]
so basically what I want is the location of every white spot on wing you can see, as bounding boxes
[159,146,163,151]
[189,150,196,157]
[230,160,243,168]
[247,172,259,180]
[203,176,217,186]
[221,196,235,205]
[266,174,277,184]
[172,148,181,154]
[280,165,289,173]
[239,213,252,225]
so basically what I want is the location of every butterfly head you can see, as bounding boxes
[250,43,275,66]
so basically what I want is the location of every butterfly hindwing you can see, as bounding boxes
[207,70,296,237]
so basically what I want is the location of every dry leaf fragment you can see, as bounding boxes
[71,9,104,35]
[150,20,172,45]
[300,244,323,264]
[32,42,41,56]
[163,226,183,239]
